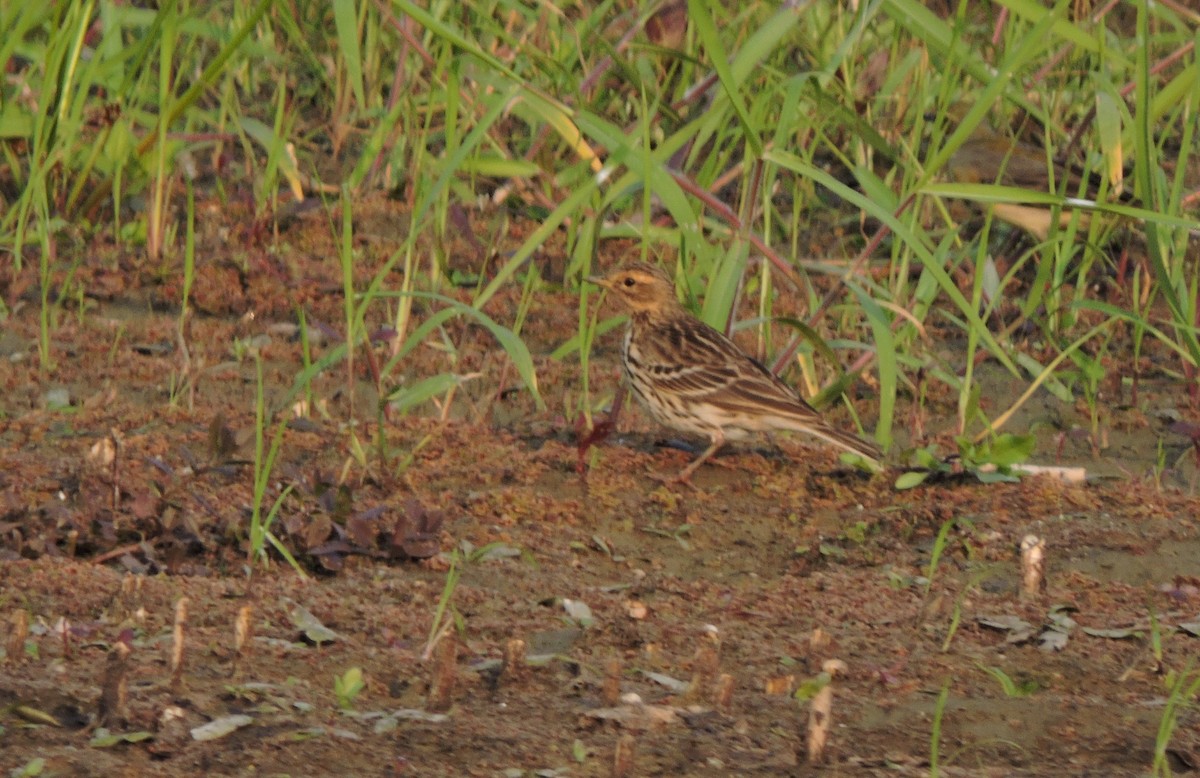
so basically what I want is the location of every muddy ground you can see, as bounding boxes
[2,197,1200,777]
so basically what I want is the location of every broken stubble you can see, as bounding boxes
[1020,534,1045,599]
[108,428,122,516]
[7,610,29,663]
[98,641,132,727]
[682,626,720,705]
[611,732,636,778]
[713,673,735,714]
[232,604,252,677]
[501,637,528,684]
[806,658,848,765]
[764,674,795,695]
[116,573,144,621]
[57,617,72,659]
[602,658,623,707]
[171,597,188,691]
[427,633,457,713]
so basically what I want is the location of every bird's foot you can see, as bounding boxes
[647,469,699,491]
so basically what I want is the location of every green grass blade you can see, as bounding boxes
[847,282,895,449]
[332,0,365,107]
[686,0,762,157]
[375,291,545,410]
[764,148,1022,379]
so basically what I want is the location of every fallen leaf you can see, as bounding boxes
[562,598,595,628]
[1082,626,1144,639]
[191,714,253,741]
[283,600,341,645]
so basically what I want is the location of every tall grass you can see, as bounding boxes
[1,1,1197,442]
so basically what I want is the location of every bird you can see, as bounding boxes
[945,128,1132,241]
[588,263,881,484]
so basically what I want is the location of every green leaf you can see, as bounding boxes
[332,0,364,108]
[847,281,893,450]
[921,183,1200,231]
[239,117,301,187]
[765,149,1022,380]
[994,0,1107,56]
[985,433,1036,467]
[90,730,153,747]
[894,471,930,490]
[12,758,45,777]
[0,105,33,139]
[334,666,365,709]
[793,671,833,702]
[686,0,762,157]
[375,292,544,410]
[386,374,467,415]
[1013,352,1074,403]
[911,447,943,469]
[551,314,626,361]
[701,240,749,332]
[818,543,846,559]
[978,663,1039,697]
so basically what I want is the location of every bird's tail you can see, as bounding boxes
[807,423,883,468]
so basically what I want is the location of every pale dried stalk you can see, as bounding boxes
[807,659,848,765]
[116,574,143,621]
[7,610,29,663]
[98,641,132,727]
[713,673,735,713]
[501,638,528,684]
[602,658,623,707]
[611,733,636,778]
[170,597,189,690]
[764,674,795,695]
[421,616,454,662]
[426,634,457,713]
[1021,534,1046,599]
[232,604,252,677]
[234,605,252,655]
[109,428,122,516]
[683,626,721,705]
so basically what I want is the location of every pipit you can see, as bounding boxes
[946,130,1131,241]
[589,263,880,484]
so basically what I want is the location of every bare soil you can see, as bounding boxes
[2,196,1200,777]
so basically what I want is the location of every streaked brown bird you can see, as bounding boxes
[588,263,881,484]
[946,129,1131,241]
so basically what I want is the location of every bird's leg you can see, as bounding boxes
[671,431,725,484]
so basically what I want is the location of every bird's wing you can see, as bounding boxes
[645,317,817,417]
[634,314,881,460]
[630,317,744,398]
[723,366,882,460]
[722,366,824,421]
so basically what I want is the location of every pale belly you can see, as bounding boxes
[624,363,758,441]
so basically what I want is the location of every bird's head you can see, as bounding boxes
[587,264,680,315]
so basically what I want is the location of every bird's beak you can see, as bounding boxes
[586,275,611,290]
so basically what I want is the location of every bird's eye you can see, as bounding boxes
[623,277,636,287]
